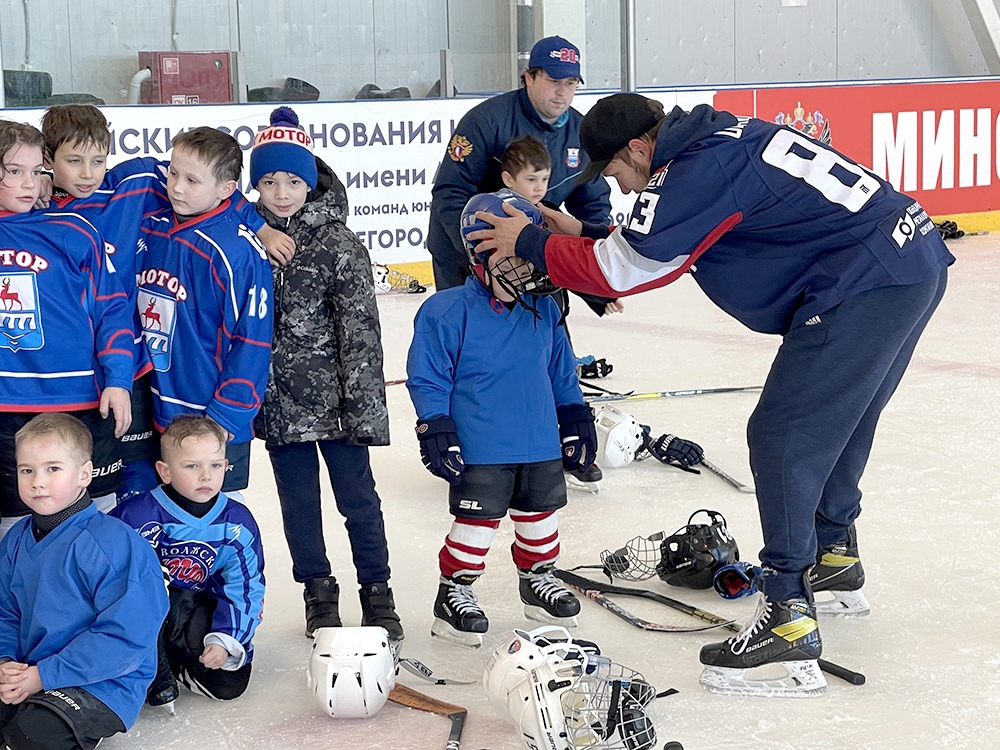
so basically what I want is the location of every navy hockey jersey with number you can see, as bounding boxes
[0,210,134,409]
[51,157,268,378]
[137,200,273,442]
[522,107,954,335]
[111,487,265,668]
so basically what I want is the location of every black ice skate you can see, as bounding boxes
[146,644,179,717]
[565,463,602,495]
[304,576,342,638]
[518,564,581,627]
[807,526,870,617]
[431,576,489,648]
[360,582,405,647]
[698,593,826,697]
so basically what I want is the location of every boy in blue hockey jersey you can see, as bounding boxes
[0,121,134,540]
[40,105,291,505]
[112,416,264,708]
[136,127,274,495]
[0,413,167,750]
[406,190,597,649]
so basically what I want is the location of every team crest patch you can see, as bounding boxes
[448,134,474,162]
[138,289,177,372]
[566,148,580,168]
[0,272,44,352]
[159,540,218,587]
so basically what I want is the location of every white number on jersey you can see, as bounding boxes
[628,192,660,235]
[237,225,269,261]
[247,285,269,318]
[762,130,880,213]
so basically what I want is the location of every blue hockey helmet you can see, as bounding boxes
[459,190,555,298]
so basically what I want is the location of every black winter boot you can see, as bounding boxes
[304,576,341,638]
[360,582,404,643]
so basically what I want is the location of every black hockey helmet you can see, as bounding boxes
[655,509,739,589]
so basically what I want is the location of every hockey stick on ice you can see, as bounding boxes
[554,569,866,686]
[700,458,755,494]
[398,657,477,685]
[560,575,733,632]
[388,683,467,750]
[584,385,762,404]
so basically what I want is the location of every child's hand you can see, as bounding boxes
[258,225,296,267]
[199,644,228,670]
[538,204,583,237]
[100,386,133,438]
[34,174,53,209]
[0,664,41,704]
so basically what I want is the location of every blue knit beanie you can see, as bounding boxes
[250,106,318,189]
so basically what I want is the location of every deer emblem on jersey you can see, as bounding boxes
[0,279,21,311]
[142,298,162,330]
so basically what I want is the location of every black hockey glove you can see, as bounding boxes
[577,355,613,379]
[557,403,597,472]
[648,434,703,473]
[415,417,464,485]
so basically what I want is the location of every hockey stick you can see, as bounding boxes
[561,576,734,632]
[701,458,755,494]
[399,657,477,685]
[388,683,467,750]
[554,569,866,686]
[584,385,762,404]
[385,378,407,386]
[578,380,635,398]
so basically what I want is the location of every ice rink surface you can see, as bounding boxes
[114,235,998,750]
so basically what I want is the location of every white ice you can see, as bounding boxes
[115,235,999,750]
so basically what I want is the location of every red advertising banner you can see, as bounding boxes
[714,80,1000,216]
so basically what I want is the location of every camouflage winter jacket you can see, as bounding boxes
[254,158,390,447]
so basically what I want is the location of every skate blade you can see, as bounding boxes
[814,590,870,618]
[524,605,579,628]
[430,619,484,649]
[565,475,600,494]
[699,660,827,697]
[156,701,177,717]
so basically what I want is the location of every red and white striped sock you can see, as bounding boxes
[510,509,561,572]
[438,517,501,580]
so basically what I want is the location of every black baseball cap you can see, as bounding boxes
[577,93,662,183]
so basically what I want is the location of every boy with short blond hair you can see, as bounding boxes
[0,413,167,750]
[136,127,274,497]
[111,415,265,708]
[39,104,289,506]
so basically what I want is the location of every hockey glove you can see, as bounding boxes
[648,434,704,472]
[577,355,613,379]
[415,417,465,485]
[557,403,598,472]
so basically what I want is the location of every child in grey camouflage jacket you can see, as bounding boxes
[250,106,403,646]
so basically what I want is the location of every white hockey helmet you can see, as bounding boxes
[483,626,590,724]
[502,653,658,750]
[595,406,645,469]
[372,262,392,293]
[306,626,396,719]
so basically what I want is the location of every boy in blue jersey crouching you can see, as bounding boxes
[0,413,167,750]
[112,416,264,710]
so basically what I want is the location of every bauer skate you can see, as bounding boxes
[565,463,602,495]
[431,576,489,648]
[518,564,581,627]
[807,527,870,617]
[698,593,826,698]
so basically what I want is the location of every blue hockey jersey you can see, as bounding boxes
[136,200,274,442]
[428,87,611,274]
[0,209,135,409]
[406,278,584,464]
[51,157,268,379]
[111,486,265,669]
[0,503,168,728]
[518,106,955,336]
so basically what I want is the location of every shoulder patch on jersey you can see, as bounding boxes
[448,134,474,162]
[566,147,580,168]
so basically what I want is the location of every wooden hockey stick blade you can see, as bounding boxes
[584,385,762,404]
[388,683,467,749]
[554,569,866,686]
[398,657,477,685]
[701,458,756,494]
[561,577,733,632]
